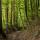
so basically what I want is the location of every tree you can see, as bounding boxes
[0,0,2,34]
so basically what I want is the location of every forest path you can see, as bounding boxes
[0,25,40,40]
[6,27,40,40]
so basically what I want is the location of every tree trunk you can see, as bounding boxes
[0,0,2,33]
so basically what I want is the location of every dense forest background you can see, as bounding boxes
[0,0,40,32]
[0,0,40,40]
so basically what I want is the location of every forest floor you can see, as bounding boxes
[1,25,40,40]
[0,19,40,40]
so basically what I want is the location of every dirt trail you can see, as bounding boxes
[0,26,40,40]
[6,26,40,40]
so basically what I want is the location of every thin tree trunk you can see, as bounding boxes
[6,0,9,33]
[0,0,2,33]
[24,0,31,25]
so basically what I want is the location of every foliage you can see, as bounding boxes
[1,0,40,32]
